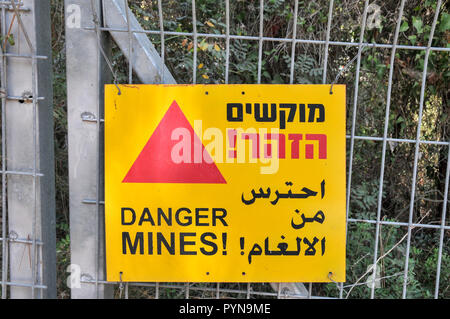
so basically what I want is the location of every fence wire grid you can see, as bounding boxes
[1,0,450,299]
[0,0,55,299]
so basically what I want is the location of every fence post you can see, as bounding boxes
[2,0,56,299]
[65,0,113,298]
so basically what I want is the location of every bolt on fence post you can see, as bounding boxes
[65,0,113,299]
[2,0,56,299]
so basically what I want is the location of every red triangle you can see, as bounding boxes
[122,100,226,184]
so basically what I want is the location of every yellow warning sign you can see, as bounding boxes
[105,84,346,283]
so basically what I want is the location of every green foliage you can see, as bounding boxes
[438,12,450,32]
[51,0,71,299]
[56,224,71,299]
[45,0,449,299]
[350,179,382,220]
[412,16,423,34]
[0,34,15,49]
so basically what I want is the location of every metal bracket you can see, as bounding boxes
[102,0,176,84]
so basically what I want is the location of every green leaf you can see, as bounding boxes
[198,39,209,51]
[412,16,423,34]
[376,64,386,78]
[439,12,450,32]
[408,35,417,45]
[7,34,14,46]
[399,21,409,32]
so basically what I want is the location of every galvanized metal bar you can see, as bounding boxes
[155,282,159,299]
[90,0,102,298]
[322,0,334,83]
[0,237,44,245]
[347,218,450,230]
[402,0,442,299]
[0,170,44,177]
[65,0,113,299]
[9,0,37,299]
[371,0,406,299]
[345,0,369,221]
[3,0,55,299]
[321,0,334,298]
[81,26,450,52]
[5,95,45,101]
[341,0,369,299]
[191,0,197,84]
[224,0,230,84]
[0,52,47,59]
[82,199,105,205]
[123,0,132,84]
[0,281,47,289]
[102,0,175,84]
[1,2,8,300]
[80,279,316,299]
[289,0,299,84]
[157,0,165,84]
[345,135,450,146]
[256,0,263,84]
[434,145,450,298]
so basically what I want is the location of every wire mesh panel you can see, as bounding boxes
[65,0,449,299]
[0,0,56,299]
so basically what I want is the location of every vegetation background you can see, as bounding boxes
[49,0,449,298]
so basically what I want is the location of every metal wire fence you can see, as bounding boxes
[0,0,56,299]
[1,0,449,299]
[63,0,449,299]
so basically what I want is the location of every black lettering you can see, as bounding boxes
[158,208,172,226]
[195,208,209,226]
[180,232,197,255]
[299,104,306,122]
[245,103,252,114]
[227,103,243,122]
[279,104,297,129]
[308,104,325,122]
[148,232,153,255]
[138,208,155,226]
[212,208,228,226]
[175,208,192,226]
[200,232,218,256]
[321,237,326,256]
[279,109,286,130]
[254,103,276,122]
[121,207,136,226]
[304,237,319,256]
[157,232,175,255]
[122,232,144,255]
